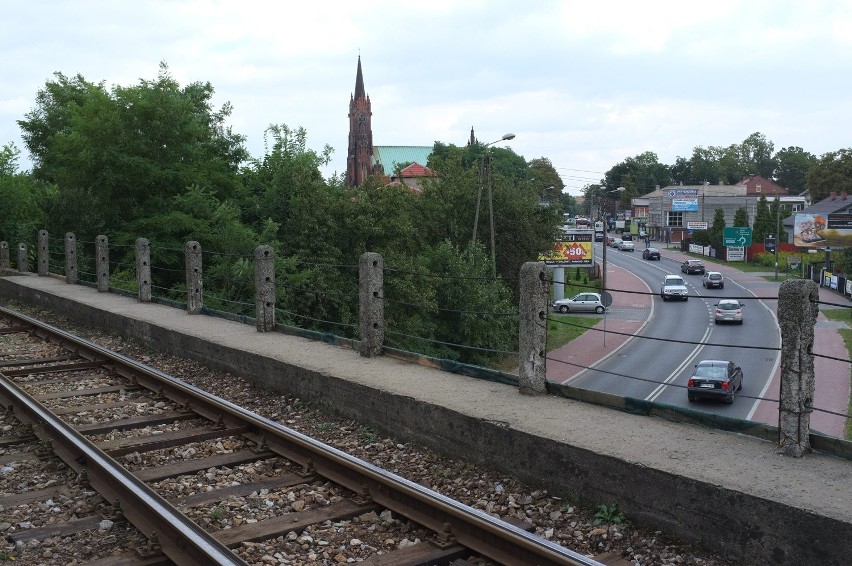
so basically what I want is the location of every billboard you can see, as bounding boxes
[672,198,698,212]
[540,231,593,266]
[793,213,852,248]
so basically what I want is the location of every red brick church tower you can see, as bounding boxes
[346,56,381,187]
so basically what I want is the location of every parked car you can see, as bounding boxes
[702,271,724,289]
[661,275,688,301]
[642,247,661,260]
[681,259,706,274]
[552,292,606,314]
[619,240,635,252]
[687,360,743,404]
[714,299,744,324]
[610,238,623,248]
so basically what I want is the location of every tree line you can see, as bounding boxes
[0,64,566,367]
[581,133,852,216]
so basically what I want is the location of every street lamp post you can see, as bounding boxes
[472,132,515,277]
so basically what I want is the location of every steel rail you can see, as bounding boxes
[0,305,603,566]
[0,367,248,565]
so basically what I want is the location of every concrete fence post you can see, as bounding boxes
[776,278,819,457]
[254,245,275,332]
[135,238,151,302]
[359,252,384,357]
[96,235,110,292]
[37,230,49,276]
[64,232,77,284]
[0,242,8,271]
[185,241,203,314]
[17,243,29,273]
[518,261,549,395]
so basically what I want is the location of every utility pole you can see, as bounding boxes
[774,197,781,280]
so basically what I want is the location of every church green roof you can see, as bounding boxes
[373,146,433,174]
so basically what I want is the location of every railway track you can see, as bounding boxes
[0,305,607,566]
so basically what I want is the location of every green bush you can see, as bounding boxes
[753,250,822,271]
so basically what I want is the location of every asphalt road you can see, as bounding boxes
[563,241,781,419]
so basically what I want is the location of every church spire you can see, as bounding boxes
[347,56,376,187]
[354,55,365,100]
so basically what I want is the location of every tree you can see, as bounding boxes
[17,63,249,241]
[604,151,671,196]
[805,149,852,203]
[709,208,726,250]
[691,229,710,246]
[733,207,750,228]
[0,143,56,245]
[751,194,773,243]
[528,157,563,203]
[774,146,816,194]
[424,142,562,294]
[557,191,581,217]
[740,132,776,179]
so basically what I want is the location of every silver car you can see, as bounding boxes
[714,299,744,324]
[552,292,606,314]
[702,271,724,289]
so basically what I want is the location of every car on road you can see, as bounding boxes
[610,238,622,248]
[661,275,688,301]
[642,247,661,260]
[687,360,743,404]
[619,240,635,251]
[714,299,744,324]
[552,292,606,314]
[681,259,706,274]
[702,271,724,289]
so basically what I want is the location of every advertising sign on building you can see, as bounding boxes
[687,221,709,230]
[672,198,699,212]
[794,213,852,248]
[668,189,699,197]
[540,231,593,267]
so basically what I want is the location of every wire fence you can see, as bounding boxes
[7,233,852,439]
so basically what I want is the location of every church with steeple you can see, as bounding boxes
[345,56,434,189]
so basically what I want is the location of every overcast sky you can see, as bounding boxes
[3,1,852,195]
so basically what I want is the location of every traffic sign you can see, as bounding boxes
[723,227,752,247]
